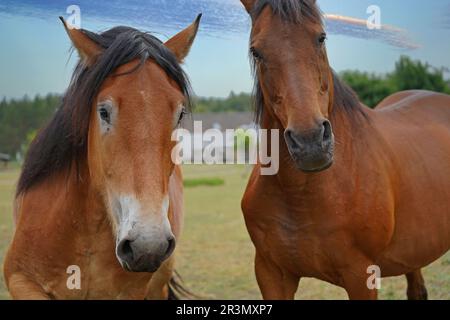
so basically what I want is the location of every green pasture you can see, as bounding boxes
[0,165,449,299]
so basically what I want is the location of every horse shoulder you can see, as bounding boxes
[241,165,287,240]
[241,166,277,216]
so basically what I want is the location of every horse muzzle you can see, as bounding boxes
[284,120,335,172]
[116,233,176,273]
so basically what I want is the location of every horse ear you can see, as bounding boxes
[165,14,202,63]
[241,0,256,13]
[59,17,102,66]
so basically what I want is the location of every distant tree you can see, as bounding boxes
[340,71,395,108]
[20,129,38,160]
[391,56,449,93]
[341,56,450,108]
[195,92,252,113]
[0,94,60,159]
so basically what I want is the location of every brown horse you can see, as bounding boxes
[3,15,201,299]
[240,0,450,300]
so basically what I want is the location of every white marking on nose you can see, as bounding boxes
[160,195,171,231]
[116,195,141,240]
[115,194,172,242]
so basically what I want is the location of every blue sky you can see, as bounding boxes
[0,0,449,99]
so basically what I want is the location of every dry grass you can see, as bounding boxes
[0,167,18,300]
[0,165,449,300]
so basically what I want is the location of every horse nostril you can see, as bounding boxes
[322,120,332,142]
[285,129,297,147]
[164,237,176,258]
[117,239,134,261]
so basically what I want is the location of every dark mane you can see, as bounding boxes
[17,26,192,196]
[252,0,322,24]
[250,0,367,125]
[330,72,368,121]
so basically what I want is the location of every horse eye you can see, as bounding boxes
[318,33,327,44]
[250,47,262,60]
[99,107,110,123]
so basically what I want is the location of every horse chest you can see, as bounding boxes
[39,227,150,299]
[243,177,356,279]
[247,207,337,278]
[243,165,399,283]
[44,272,148,300]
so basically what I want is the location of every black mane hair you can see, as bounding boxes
[17,26,192,196]
[250,0,367,125]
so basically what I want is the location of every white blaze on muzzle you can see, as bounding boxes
[114,195,171,241]
[113,194,175,272]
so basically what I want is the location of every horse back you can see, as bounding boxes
[376,90,450,120]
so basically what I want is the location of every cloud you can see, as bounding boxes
[0,0,418,49]
[0,0,248,36]
[324,14,420,50]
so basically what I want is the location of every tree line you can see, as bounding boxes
[0,94,60,158]
[341,56,450,108]
[1,56,449,159]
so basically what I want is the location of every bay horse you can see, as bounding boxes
[240,0,450,300]
[3,15,201,299]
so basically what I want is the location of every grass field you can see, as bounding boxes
[0,165,449,300]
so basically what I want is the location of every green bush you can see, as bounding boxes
[341,56,450,108]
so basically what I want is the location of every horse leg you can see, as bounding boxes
[342,273,378,300]
[405,269,428,300]
[340,258,379,300]
[7,273,51,300]
[255,252,300,300]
